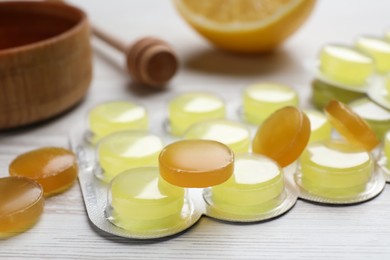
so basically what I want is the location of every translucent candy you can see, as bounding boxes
[304,109,332,143]
[210,153,284,214]
[0,177,44,236]
[320,44,374,87]
[159,140,234,188]
[325,100,380,151]
[243,83,298,125]
[355,36,390,73]
[9,147,78,196]
[168,92,225,136]
[108,167,185,232]
[252,107,311,167]
[184,119,250,154]
[89,101,148,142]
[97,131,163,181]
[300,140,373,198]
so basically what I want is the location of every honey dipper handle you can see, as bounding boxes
[92,25,128,53]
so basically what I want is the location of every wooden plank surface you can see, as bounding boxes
[1,0,390,259]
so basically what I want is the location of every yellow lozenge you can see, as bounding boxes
[300,140,373,198]
[319,44,374,87]
[89,101,148,142]
[304,109,332,143]
[184,119,251,154]
[355,36,390,73]
[108,167,185,232]
[243,83,298,125]
[97,131,163,181]
[210,153,284,214]
[168,92,225,136]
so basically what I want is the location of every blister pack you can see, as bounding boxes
[70,124,299,239]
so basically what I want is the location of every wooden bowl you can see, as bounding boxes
[0,1,92,129]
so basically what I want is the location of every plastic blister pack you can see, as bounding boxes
[306,42,390,115]
[295,169,385,204]
[294,140,386,204]
[69,123,299,239]
[305,44,380,110]
[69,91,387,239]
[203,161,298,222]
[292,99,386,204]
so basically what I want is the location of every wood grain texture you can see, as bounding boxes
[1,0,390,259]
[0,1,92,129]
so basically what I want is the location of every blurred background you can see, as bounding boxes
[70,0,390,103]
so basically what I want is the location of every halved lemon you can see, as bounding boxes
[174,0,316,53]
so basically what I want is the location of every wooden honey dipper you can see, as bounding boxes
[93,26,178,88]
[47,0,178,87]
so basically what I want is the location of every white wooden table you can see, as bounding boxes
[1,1,390,259]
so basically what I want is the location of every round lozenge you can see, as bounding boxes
[108,167,185,232]
[355,36,390,74]
[159,140,234,188]
[300,140,373,198]
[304,109,332,143]
[168,92,225,136]
[252,107,311,167]
[97,131,163,181]
[0,177,44,236]
[243,83,298,125]
[210,153,284,214]
[325,100,380,151]
[184,119,251,154]
[9,147,78,197]
[319,44,374,87]
[88,101,148,142]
